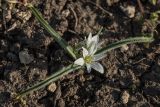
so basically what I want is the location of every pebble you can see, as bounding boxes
[120,5,135,18]
[62,9,70,17]
[47,83,57,93]
[121,45,129,52]
[121,91,130,104]
[106,0,120,6]
[19,50,34,64]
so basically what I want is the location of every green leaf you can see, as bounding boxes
[150,0,157,5]
[16,64,81,98]
[95,36,154,56]
[27,4,76,59]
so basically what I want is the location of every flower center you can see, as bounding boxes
[84,55,93,64]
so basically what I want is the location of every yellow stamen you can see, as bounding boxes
[84,55,93,64]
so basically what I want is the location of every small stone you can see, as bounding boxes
[47,83,57,93]
[120,5,135,18]
[19,50,34,64]
[106,0,120,6]
[121,45,129,52]
[121,91,130,104]
[62,9,70,17]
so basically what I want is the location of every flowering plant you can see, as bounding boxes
[7,1,154,101]
[74,33,104,73]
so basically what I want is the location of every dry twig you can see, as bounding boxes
[69,5,78,30]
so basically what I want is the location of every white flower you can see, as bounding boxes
[74,33,105,73]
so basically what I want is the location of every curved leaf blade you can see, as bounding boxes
[95,36,154,57]
[27,4,76,59]
[16,64,81,98]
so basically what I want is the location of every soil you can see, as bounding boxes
[0,0,160,107]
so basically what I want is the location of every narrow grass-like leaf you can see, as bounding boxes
[96,27,103,36]
[16,64,81,98]
[27,4,76,59]
[95,36,154,57]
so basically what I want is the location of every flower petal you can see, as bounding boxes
[93,53,106,61]
[88,35,99,55]
[89,42,98,55]
[87,33,92,47]
[74,58,84,66]
[91,35,99,45]
[86,64,91,73]
[82,47,89,57]
[91,62,104,73]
